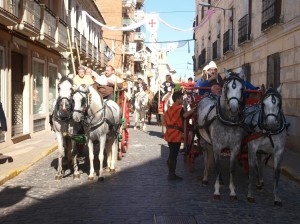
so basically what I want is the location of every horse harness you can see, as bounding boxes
[73,89,119,134]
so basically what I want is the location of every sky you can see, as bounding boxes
[143,0,196,80]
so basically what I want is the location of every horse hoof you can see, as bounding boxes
[247,197,255,203]
[88,176,94,181]
[110,169,116,173]
[202,180,208,186]
[230,195,238,201]
[73,174,80,179]
[98,177,105,182]
[256,183,264,191]
[213,194,221,200]
[274,201,282,207]
[55,175,62,180]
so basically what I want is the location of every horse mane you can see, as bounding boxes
[59,76,74,85]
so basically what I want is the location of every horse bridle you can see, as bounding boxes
[53,96,74,122]
[73,89,106,128]
[259,88,286,134]
[223,73,244,106]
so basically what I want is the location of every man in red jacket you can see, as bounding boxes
[164,91,195,180]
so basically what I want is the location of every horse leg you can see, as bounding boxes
[134,110,138,130]
[71,138,80,179]
[273,150,283,206]
[142,108,146,130]
[98,135,107,181]
[147,111,151,124]
[213,151,221,199]
[201,140,210,185]
[229,146,240,200]
[87,139,95,180]
[255,152,264,190]
[106,138,117,173]
[247,147,256,203]
[55,133,64,180]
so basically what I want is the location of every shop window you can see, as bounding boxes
[33,60,45,115]
[48,65,57,113]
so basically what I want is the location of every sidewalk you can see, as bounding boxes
[0,131,57,185]
[0,130,300,185]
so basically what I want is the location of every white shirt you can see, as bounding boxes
[95,74,123,86]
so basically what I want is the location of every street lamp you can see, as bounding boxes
[199,2,232,12]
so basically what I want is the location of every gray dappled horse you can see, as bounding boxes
[72,84,122,181]
[51,74,81,180]
[134,89,149,130]
[197,69,245,200]
[244,86,288,206]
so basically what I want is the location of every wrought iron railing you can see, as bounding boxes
[58,19,68,47]
[43,6,56,40]
[238,14,251,44]
[223,29,233,54]
[0,0,20,17]
[23,0,41,30]
[261,0,281,31]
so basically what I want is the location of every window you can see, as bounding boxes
[0,48,5,142]
[242,63,251,82]
[238,14,251,44]
[267,53,280,88]
[261,0,282,31]
[33,60,45,115]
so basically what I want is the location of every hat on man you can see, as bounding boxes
[203,64,209,71]
[206,61,217,70]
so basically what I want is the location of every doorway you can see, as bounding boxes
[11,52,24,137]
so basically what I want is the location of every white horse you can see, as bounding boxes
[134,89,149,130]
[197,69,245,200]
[244,86,288,206]
[72,84,122,181]
[51,74,81,180]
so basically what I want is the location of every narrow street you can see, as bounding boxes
[0,116,299,224]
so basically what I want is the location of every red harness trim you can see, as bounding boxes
[242,132,263,145]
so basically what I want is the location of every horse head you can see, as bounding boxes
[72,84,90,123]
[54,74,74,120]
[222,68,245,115]
[260,86,283,131]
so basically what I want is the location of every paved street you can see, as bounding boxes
[0,117,300,224]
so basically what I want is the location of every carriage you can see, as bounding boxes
[115,85,130,160]
[180,82,263,174]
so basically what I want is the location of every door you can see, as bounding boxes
[11,52,24,137]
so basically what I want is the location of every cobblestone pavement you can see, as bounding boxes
[0,119,299,224]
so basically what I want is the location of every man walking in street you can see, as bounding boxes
[164,91,195,181]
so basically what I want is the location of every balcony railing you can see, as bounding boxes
[0,0,20,26]
[81,35,87,54]
[122,0,136,8]
[23,0,41,30]
[122,18,133,27]
[212,40,221,60]
[73,28,80,49]
[57,18,68,51]
[134,9,145,22]
[134,52,144,62]
[37,5,56,46]
[238,14,251,44]
[87,41,93,59]
[223,29,233,54]
[15,0,41,37]
[261,0,281,31]
[93,46,98,62]
[134,32,145,42]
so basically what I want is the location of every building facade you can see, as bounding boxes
[193,0,300,152]
[0,0,106,148]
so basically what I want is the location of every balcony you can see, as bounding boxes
[122,18,133,27]
[122,0,136,8]
[15,0,41,38]
[125,44,135,55]
[55,18,68,52]
[93,46,98,63]
[223,29,233,54]
[80,35,87,56]
[134,32,145,42]
[134,52,144,62]
[261,0,281,31]
[37,5,56,46]
[0,0,20,26]
[134,9,145,22]
[73,28,81,50]
[87,41,93,61]
[238,14,251,45]
[212,40,221,60]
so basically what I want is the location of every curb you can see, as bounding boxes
[0,144,58,186]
